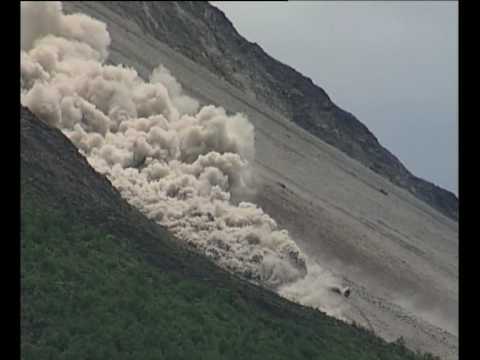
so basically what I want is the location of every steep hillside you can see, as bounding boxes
[21,3,458,359]
[21,105,439,359]
[92,1,457,221]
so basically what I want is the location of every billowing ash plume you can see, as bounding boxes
[21,1,349,317]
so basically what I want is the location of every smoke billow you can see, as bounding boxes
[20,1,349,316]
[279,262,351,320]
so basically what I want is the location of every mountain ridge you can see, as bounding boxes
[95,0,457,220]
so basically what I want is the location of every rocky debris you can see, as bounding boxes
[379,189,389,196]
[328,285,351,298]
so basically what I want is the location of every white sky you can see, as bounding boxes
[211,1,458,195]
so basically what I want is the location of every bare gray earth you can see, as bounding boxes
[64,2,458,359]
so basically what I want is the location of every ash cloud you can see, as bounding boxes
[20,1,350,318]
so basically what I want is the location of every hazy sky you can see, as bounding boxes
[211,1,458,195]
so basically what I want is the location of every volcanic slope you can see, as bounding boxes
[60,2,458,359]
[22,105,441,360]
[80,0,457,222]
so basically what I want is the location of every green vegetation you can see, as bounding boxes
[21,195,440,360]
